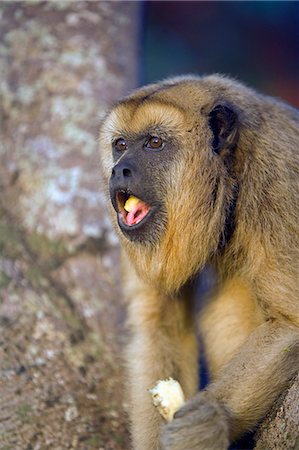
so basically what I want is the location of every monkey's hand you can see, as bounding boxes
[161,391,229,450]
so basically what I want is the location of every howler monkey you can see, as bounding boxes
[99,75,299,450]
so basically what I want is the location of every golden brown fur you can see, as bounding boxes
[99,75,299,450]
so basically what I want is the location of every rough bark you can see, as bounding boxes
[0,2,139,449]
[254,374,299,450]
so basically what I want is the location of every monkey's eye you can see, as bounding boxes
[114,138,128,152]
[145,136,164,150]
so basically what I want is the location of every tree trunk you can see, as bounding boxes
[0,2,140,448]
[254,374,299,450]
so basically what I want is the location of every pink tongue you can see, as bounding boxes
[126,201,150,226]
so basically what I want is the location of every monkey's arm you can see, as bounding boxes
[124,264,198,450]
[161,318,299,450]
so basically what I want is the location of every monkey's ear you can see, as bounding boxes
[208,104,238,155]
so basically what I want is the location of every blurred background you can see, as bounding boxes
[143,1,299,106]
[0,2,298,449]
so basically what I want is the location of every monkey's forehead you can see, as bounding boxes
[99,74,258,144]
[100,100,189,141]
[99,75,239,142]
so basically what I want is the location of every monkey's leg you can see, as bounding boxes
[125,274,198,450]
[161,319,299,450]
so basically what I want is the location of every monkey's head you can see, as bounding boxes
[100,76,241,292]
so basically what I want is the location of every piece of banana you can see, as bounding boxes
[148,378,185,422]
[124,196,140,212]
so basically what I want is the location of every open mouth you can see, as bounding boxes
[116,191,152,228]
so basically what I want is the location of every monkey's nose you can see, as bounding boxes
[111,160,135,181]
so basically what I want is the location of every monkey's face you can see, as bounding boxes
[101,100,188,247]
[100,79,239,291]
[108,131,179,244]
